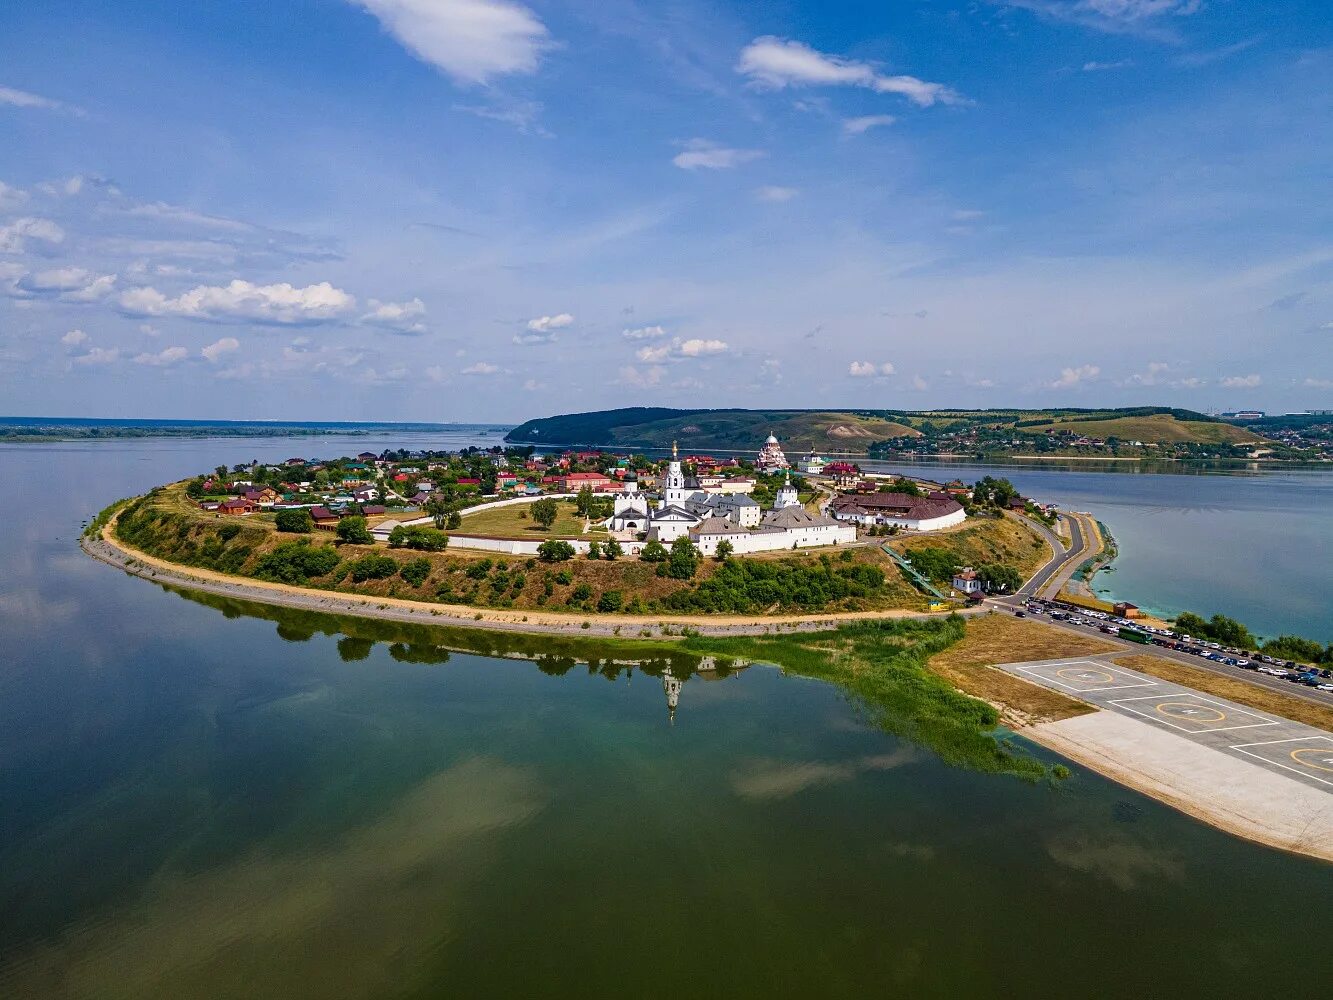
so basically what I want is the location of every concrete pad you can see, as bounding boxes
[1014,658,1160,694]
[1229,736,1333,788]
[1108,693,1279,735]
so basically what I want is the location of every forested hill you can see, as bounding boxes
[504,409,921,452]
[506,406,1268,454]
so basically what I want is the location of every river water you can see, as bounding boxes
[0,436,1329,997]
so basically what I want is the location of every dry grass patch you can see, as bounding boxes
[457,499,605,539]
[927,613,1118,725]
[891,513,1052,581]
[1113,655,1333,733]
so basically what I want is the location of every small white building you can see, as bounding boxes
[952,567,983,594]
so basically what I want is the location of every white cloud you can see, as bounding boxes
[118,280,356,325]
[911,374,929,391]
[636,337,729,363]
[1220,374,1261,388]
[842,114,897,135]
[0,85,85,116]
[201,337,240,363]
[350,0,550,85]
[514,312,572,345]
[1174,38,1262,69]
[672,139,764,171]
[133,346,188,367]
[1003,1,1202,37]
[522,378,543,391]
[60,329,87,347]
[1302,377,1333,389]
[736,37,963,107]
[1082,59,1133,72]
[622,325,667,341]
[0,217,65,254]
[848,360,896,377]
[677,337,728,357]
[15,267,116,301]
[362,297,428,335]
[72,347,120,366]
[1049,364,1101,388]
[525,312,573,332]
[462,361,502,375]
[755,185,798,202]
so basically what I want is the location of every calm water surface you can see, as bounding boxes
[1,438,1330,997]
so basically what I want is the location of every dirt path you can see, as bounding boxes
[84,527,984,639]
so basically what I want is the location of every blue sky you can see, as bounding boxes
[1,0,1330,421]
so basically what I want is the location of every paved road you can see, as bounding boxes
[1014,511,1091,599]
[996,654,1333,790]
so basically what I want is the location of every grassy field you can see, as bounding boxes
[618,410,921,451]
[889,513,1052,583]
[457,499,604,538]
[1113,655,1333,731]
[927,613,1117,724]
[1016,413,1260,445]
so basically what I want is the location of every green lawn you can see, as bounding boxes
[456,499,606,538]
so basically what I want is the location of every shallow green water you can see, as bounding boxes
[1,438,1330,997]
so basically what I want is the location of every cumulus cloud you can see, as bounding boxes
[15,267,116,301]
[133,346,188,367]
[736,37,963,107]
[461,361,502,375]
[1220,374,1261,388]
[201,337,240,363]
[0,180,27,209]
[1049,364,1101,388]
[848,360,896,377]
[118,280,356,325]
[622,325,667,341]
[678,338,727,357]
[0,217,65,254]
[842,114,897,135]
[60,329,87,347]
[755,185,798,202]
[0,84,85,116]
[513,312,572,345]
[361,297,427,335]
[635,337,728,363]
[672,139,764,171]
[349,0,550,85]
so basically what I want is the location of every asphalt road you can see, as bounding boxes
[1014,512,1090,599]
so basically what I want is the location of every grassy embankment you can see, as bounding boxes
[1113,655,1333,732]
[105,484,928,615]
[161,581,1066,782]
[888,513,1052,584]
[1016,413,1261,445]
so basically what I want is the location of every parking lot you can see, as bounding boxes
[1000,656,1333,792]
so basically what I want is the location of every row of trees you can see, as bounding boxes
[1174,611,1333,664]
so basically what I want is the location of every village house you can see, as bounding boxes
[219,498,255,516]
[952,567,983,594]
[827,492,967,532]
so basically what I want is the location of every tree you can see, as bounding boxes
[446,510,462,530]
[715,539,734,562]
[907,547,959,584]
[886,477,921,497]
[977,563,1022,594]
[538,539,575,562]
[597,590,624,612]
[531,497,559,530]
[186,477,206,499]
[575,485,594,517]
[424,494,452,530]
[275,508,313,534]
[667,536,699,579]
[603,538,622,560]
[336,516,374,545]
[640,539,667,562]
[586,540,602,560]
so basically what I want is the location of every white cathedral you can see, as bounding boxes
[606,441,855,556]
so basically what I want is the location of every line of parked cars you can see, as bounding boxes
[1016,600,1333,692]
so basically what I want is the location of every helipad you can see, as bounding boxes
[995,654,1333,793]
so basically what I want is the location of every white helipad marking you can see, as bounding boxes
[1016,660,1159,693]
[1108,694,1279,734]
[1228,736,1333,787]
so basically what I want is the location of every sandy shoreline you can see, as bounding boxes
[83,527,982,639]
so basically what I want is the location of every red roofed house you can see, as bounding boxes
[219,498,255,516]
[561,472,612,492]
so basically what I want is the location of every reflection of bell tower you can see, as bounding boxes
[662,666,682,725]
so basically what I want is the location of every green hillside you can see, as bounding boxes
[506,408,920,452]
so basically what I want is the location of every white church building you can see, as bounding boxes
[606,442,856,555]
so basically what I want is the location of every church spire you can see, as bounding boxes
[672,439,678,459]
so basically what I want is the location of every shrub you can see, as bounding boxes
[275,509,313,533]
[336,516,374,545]
[538,539,575,562]
[597,590,624,612]
[217,522,242,542]
[466,558,493,580]
[571,582,593,602]
[602,539,622,560]
[348,554,399,582]
[586,541,602,560]
[399,558,431,587]
[554,569,573,585]
[388,525,449,551]
[640,539,667,562]
[254,540,341,583]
